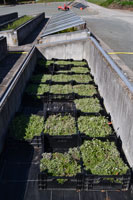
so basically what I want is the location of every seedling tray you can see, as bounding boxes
[38,172,83,190]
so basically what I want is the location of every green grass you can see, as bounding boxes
[1,15,33,31]
[70,74,92,83]
[31,74,51,83]
[10,114,44,140]
[50,84,73,94]
[78,116,112,137]
[26,84,49,96]
[88,0,133,7]
[52,74,71,82]
[71,67,90,74]
[73,84,97,96]
[40,147,81,184]
[80,139,129,175]
[74,98,102,113]
[43,114,76,135]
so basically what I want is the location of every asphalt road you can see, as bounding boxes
[0,1,133,71]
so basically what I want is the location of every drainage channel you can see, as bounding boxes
[0,58,131,200]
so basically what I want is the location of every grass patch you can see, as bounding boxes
[50,84,73,94]
[71,67,90,74]
[40,147,81,184]
[73,84,97,96]
[80,139,129,175]
[74,98,102,113]
[31,74,51,83]
[43,114,76,135]
[88,0,133,7]
[70,74,92,83]
[1,15,33,31]
[78,116,112,137]
[52,74,71,82]
[26,84,49,96]
[55,61,87,66]
[87,0,107,5]
[10,114,44,140]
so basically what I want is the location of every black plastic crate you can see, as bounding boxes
[44,101,76,114]
[41,134,80,153]
[43,92,75,101]
[38,172,83,190]
[80,137,131,191]
[83,171,131,191]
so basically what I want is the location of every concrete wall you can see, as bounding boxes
[0,47,37,154]
[0,13,45,46]
[17,13,45,45]
[0,12,18,25]
[37,37,133,168]
[39,29,88,44]
[0,37,7,62]
[85,38,133,168]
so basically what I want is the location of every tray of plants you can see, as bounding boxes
[80,139,131,191]
[9,113,45,147]
[38,137,131,191]
[42,110,79,151]
[38,146,83,190]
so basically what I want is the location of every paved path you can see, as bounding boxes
[0,1,133,70]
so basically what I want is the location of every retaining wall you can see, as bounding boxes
[0,13,45,46]
[0,37,7,62]
[0,12,18,25]
[37,37,133,168]
[0,47,37,153]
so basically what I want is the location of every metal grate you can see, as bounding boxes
[41,11,85,38]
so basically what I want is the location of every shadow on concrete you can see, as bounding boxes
[20,18,49,46]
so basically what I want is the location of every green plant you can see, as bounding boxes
[10,114,44,140]
[55,61,87,66]
[25,84,49,96]
[31,74,51,83]
[74,98,102,112]
[71,67,90,74]
[70,74,92,83]
[78,116,112,137]
[40,147,81,184]
[50,84,73,94]
[80,139,129,175]
[73,84,97,96]
[43,114,76,135]
[1,15,33,31]
[52,74,71,82]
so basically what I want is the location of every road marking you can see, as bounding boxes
[108,52,133,55]
[9,51,28,54]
